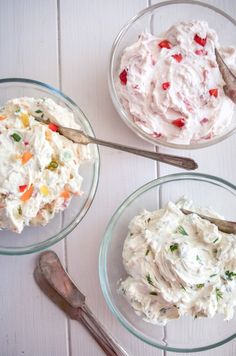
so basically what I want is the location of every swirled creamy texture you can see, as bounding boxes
[0,97,90,233]
[116,21,236,144]
[120,199,236,325]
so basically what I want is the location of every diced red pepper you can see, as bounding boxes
[200,118,209,125]
[162,82,170,90]
[209,88,218,98]
[119,69,128,85]
[48,123,59,132]
[19,185,27,192]
[195,49,208,56]
[172,118,185,128]
[171,53,183,63]
[158,40,172,49]
[152,132,162,138]
[194,34,207,47]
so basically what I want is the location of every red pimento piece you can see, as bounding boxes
[48,123,59,132]
[152,132,162,138]
[19,185,27,192]
[119,69,128,85]
[158,40,172,49]
[194,34,207,47]
[209,88,218,98]
[171,53,183,63]
[172,118,185,128]
[200,118,209,125]
[195,49,208,56]
[162,82,170,90]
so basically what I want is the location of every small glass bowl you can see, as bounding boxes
[99,173,236,352]
[0,78,100,255]
[108,0,236,149]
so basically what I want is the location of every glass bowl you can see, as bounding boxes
[108,0,236,150]
[0,78,100,255]
[99,173,236,352]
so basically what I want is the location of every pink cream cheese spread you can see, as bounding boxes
[116,21,236,145]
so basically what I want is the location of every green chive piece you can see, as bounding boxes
[150,291,157,296]
[196,284,204,289]
[15,108,21,113]
[160,307,167,314]
[18,206,22,215]
[35,109,43,114]
[146,273,155,287]
[210,274,217,278]
[145,249,150,256]
[121,288,126,295]
[225,270,236,281]
[216,288,223,301]
[213,238,219,244]
[196,255,201,262]
[11,133,22,142]
[176,225,188,236]
[170,243,178,252]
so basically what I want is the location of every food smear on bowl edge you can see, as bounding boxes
[120,198,236,325]
[0,97,91,233]
[116,20,236,145]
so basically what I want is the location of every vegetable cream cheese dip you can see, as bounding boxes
[120,199,236,325]
[0,97,90,233]
[116,20,236,144]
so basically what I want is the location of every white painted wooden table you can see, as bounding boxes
[0,1,235,355]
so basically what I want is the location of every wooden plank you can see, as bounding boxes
[59,0,163,355]
[0,1,68,355]
[149,0,236,355]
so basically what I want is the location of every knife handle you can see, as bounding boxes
[80,304,128,356]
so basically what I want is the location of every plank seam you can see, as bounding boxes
[56,1,72,356]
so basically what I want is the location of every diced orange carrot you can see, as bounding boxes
[0,115,6,121]
[20,185,34,201]
[21,152,33,164]
[60,191,71,200]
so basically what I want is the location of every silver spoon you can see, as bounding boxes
[34,250,128,356]
[215,48,236,104]
[35,118,197,170]
[181,208,236,234]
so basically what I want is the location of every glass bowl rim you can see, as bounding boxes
[0,77,100,256]
[108,0,236,150]
[99,172,236,352]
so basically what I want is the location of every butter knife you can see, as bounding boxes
[34,117,198,171]
[215,48,236,104]
[181,208,236,234]
[34,250,128,356]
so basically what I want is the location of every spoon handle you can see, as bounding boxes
[88,136,197,170]
[35,251,128,356]
[80,305,128,356]
[58,126,198,171]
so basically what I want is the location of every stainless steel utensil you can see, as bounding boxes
[35,118,197,170]
[58,125,198,170]
[215,48,236,104]
[34,250,128,356]
[181,208,236,234]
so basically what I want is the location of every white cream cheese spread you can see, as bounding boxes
[116,20,236,144]
[120,199,236,325]
[0,97,90,233]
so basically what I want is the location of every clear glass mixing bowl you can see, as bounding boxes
[0,78,100,255]
[109,0,236,149]
[99,173,236,352]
